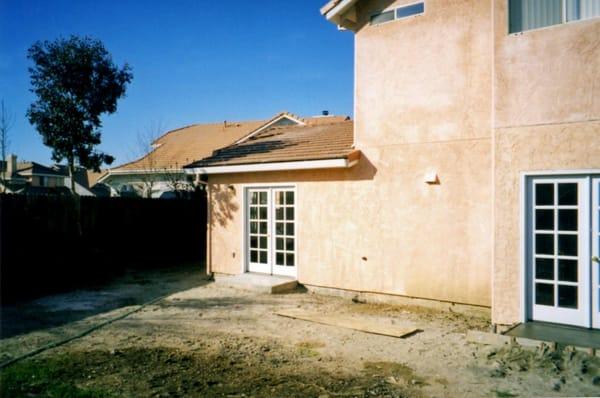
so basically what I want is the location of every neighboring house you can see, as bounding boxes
[0,154,95,195]
[184,0,600,333]
[51,164,96,196]
[100,112,346,198]
[98,120,268,198]
[87,170,115,197]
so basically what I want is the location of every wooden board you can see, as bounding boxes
[275,309,419,338]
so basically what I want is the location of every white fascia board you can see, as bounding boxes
[97,168,184,183]
[234,114,306,145]
[324,0,359,24]
[184,158,358,175]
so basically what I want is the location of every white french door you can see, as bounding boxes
[527,175,600,329]
[246,187,296,277]
[592,178,600,329]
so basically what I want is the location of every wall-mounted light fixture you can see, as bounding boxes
[424,171,440,185]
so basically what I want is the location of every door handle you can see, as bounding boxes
[593,256,600,264]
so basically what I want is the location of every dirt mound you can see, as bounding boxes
[484,344,600,392]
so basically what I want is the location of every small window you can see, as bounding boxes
[396,2,425,19]
[370,3,424,26]
[370,10,394,25]
[39,176,47,187]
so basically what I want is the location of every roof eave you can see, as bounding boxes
[184,150,361,175]
[321,0,360,30]
[97,168,185,183]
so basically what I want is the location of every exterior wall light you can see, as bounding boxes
[424,171,440,185]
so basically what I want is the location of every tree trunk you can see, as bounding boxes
[68,161,77,195]
[68,159,82,236]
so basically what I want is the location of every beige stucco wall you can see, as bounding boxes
[492,2,600,324]
[208,0,494,307]
[209,138,491,306]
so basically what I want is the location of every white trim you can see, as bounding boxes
[592,178,600,328]
[520,173,527,323]
[98,168,185,183]
[520,169,600,328]
[234,114,305,145]
[324,0,358,24]
[19,172,64,179]
[369,1,425,27]
[520,169,600,178]
[185,158,358,175]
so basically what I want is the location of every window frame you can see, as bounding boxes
[369,1,425,26]
[508,0,600,35]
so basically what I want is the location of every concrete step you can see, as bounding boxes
[213,273,298,294]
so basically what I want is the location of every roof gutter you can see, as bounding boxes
[184,151,361,175]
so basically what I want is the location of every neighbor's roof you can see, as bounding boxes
[16,162,63,177]
[184,119,354,169]
[87,170,107,187]
[110,120,268,172]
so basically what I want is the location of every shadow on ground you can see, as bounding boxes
[0,263,209,339]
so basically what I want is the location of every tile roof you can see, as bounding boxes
[109,114,351,174]
[111,120,268,172]
[184,119,354,169]
[87,170,107,187]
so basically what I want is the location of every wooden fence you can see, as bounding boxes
[0,193,207,302]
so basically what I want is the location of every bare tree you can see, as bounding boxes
[131,120,165,198]
[160,162,194,198]
[0,100,15,190]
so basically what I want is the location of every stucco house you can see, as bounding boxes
[184,0,600,333]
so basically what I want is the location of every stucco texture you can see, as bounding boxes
[492,2,600,325]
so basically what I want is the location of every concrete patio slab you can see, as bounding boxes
[504,322,600,350]
[213,273,298,294]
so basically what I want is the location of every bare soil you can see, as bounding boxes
[1,266,599,397]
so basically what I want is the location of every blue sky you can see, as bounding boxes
[0,0,353,166]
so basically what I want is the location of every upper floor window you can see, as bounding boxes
[370,2,425,26]
[509,0,600,33]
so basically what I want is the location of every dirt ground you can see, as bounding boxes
[1,266,599,397]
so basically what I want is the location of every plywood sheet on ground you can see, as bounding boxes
[275,309,419,338]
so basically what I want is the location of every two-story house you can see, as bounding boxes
[184,0,600,333]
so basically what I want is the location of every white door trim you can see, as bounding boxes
[592,178,600,328]
[520,170,600,328]
[246,188,272,274]
[243,184,297,278]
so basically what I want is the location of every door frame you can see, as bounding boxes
[241,183,298,277]
[520,169,600,328]
[592,177,600,328]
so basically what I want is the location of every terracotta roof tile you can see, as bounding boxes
[111,120,267,172]
[185,120,354,168]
